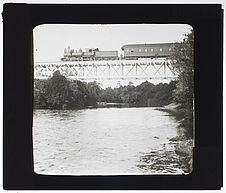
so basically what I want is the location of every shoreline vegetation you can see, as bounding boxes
[155,103,193,173]
[34,71,177,111]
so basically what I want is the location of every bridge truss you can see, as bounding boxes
[34,58,177,80]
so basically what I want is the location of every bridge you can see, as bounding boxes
[34,58,178,80]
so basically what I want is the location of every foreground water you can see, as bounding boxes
[33,107,187,175]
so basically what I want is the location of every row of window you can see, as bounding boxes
[126,48,172,53]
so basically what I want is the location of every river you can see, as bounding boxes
[33,107,187,175]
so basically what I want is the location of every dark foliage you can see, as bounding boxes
[34,71,176,109]
[34,71,177,110]
[34,71,100,109]
[98,80,177,107]
[170,29,194,138]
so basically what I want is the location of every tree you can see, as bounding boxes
[86,81,102,105]
[43,71,91,109]
[44,70,71,109]
[171,29,194,138]
[33,79,48,108]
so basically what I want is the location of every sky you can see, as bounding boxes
[33,24,192,62]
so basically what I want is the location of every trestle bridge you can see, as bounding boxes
[34,58,178,80]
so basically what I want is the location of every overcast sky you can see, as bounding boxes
[33,24,192,62]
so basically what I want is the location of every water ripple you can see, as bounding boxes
[33,108,190,175]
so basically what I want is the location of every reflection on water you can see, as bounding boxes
[33,107,189,175]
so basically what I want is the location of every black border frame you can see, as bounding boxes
[3,4,223,190]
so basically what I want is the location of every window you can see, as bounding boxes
[160,48,162,52]
[139,49,141,52]
[127,49,129,52]
[151,48,153,52]
[169,48,171,51]
[131,49,134,52]
[145,49,148,52]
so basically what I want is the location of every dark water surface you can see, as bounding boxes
[33,107,185,175]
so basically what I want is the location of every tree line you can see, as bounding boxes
[34,71,177,110]
[34,70,99,110]
[98,81,176,107]
[170,29,194,138]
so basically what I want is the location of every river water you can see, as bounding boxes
[33,107,187,175]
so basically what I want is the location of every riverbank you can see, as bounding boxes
[96,102,127,108]
[155,103,193,174]
[155,103,183,119]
